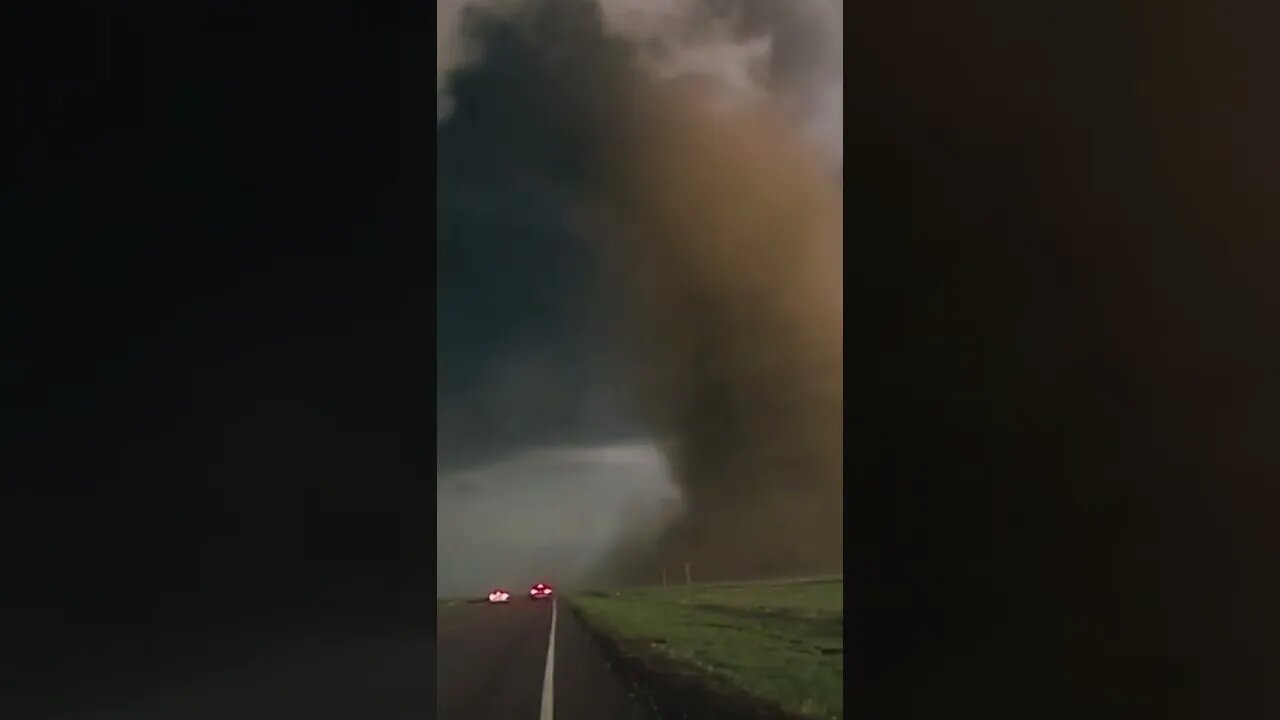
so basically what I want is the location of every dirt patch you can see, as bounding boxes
[567,604,816,720]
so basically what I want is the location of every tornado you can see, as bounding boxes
[438,0,844,583]
[585,80,844,582]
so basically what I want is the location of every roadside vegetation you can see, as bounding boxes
[568,577,843,719]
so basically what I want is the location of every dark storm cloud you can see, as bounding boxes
[435,0,844,583]
[434,2,641,471]
[435,0,842,474]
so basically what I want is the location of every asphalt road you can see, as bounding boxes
[436,597,652,720]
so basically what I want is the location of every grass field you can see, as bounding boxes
[568,577,843,719]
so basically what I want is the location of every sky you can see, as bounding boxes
[433,0,844,597]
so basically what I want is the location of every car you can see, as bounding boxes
[487,588,510,604]
[528,582,554,600]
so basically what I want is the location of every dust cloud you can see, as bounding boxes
[582,81,844,583]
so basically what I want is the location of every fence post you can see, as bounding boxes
[684,561,692,585]
[661,566,667,586]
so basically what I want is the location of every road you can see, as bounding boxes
[436,597,652,720]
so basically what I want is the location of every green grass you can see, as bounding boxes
[568,578,843,719]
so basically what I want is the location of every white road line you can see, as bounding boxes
[540,598,558,720]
